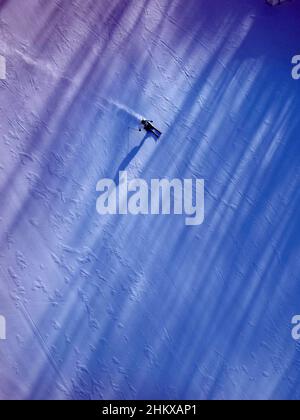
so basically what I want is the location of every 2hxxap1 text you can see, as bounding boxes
[101,403,198,417]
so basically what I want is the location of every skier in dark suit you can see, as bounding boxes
[140,120,162,139]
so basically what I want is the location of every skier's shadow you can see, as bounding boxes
[114,133,152,186]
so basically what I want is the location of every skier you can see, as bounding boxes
[140,119,162,139]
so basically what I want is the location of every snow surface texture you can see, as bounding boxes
[0,0,300,400]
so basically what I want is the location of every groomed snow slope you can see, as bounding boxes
[0,0,300,400]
